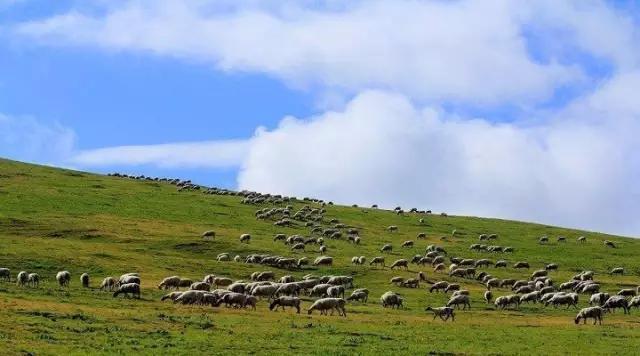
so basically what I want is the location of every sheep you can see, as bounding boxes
[347,290,368,303]
[433,263,446,272]
[557,236,566,242]
[444,284,461,293]
[251,284,280,299]
[610,267,624,275]
[390,276,404,285]
[500,279,516,288]
[581,283,600,294]
[274,233,286,242]
[539,236,549,244]
[217,253,231,262]
[0,268,10,282]
[545,263,558,271]
[484,290,493,304]
[313,256,333,267]
[629,296,640,309]
[219,292,249,308]
[618,289,637,297]
[417,232,427,239]
[243,296,258,310]
[603,296,629,314]
[297,257,309,268]
[545,293,578,309]
[80,273,90,288]
[495,295,520,309]
[203,274,216,285]
[390,259,409,270]
[213,277,233,288]
[202,230,216,240]
[425,306,455,321]
[279,275,295,284]
[604,240,616,248]
[475,259,493,268]
[239,233,251,243]
[369,256,385,268]
[495,260,507,268]
[190,282,211,291]
[161,291,184,302]
[56,271,71,287]
[387,225,398,233]
[327,285,345,298]
[513,261,529,269]
[447,294,471,310]
[486,278,500,290]
[401,240,414,248]
[578,236,587,243]
[430,281,449,293]
[307,298,346,316]
[310,283,333,298]
[380,291,404,309]
[402,278,420,288]
[270,296,301,313]
[327,276,353,288]
[380,244,393,253]
[27,273,40,287]
[100,277,117,291]
[319,245,327,255]
[575,306,604,325]
[227,282,246,294]
[113,283,141,298]
[256,271,275,281]
[589,293,610,306]
[418,271,426,281]
[158,276,181,290]
[520,291,540,304]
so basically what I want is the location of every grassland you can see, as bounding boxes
[1,158,639,355]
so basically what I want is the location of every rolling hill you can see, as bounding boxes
[0,158,639,355]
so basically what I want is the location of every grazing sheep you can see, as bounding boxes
[291,242,305,251]
[390,259,409,270]
[387,225,398,233]
[618,289,637,297]
[484,290,493,304]
[417,232,427,239]
[228,282,246,294]
[202,230,216,240]
[495,260,507,268]
[234,255,242,262]
[370,256,385,268]
[313,256,333,267]
[402,278,420,288]
[610,267,624,275]
[100,277,116,291]
[447,294,471,310]
[486,278,500,290]
[56,271,71,287]
[604,240,616,248]
[113,283,141,298]
[297,257,309,268]
[0,268,10,282]
[256,271,275,281]
[557,236,566,242]
[433,263,446,272]
[495,295,521,309]
[347,291,368,303]
[539,236,549,244]
[218,292,249,308]
[545,293,578,309]
[239,234,251,243]
[380,244,393,253]
[380,291,404,309]
[203,274,216,285]
[327,285,345,298]
[158,276,181,290]
[589,293,610,306]
[274,233,286,241]
[513,261,530,269]
[319,245,327,255]
[581,283,600,294]
[425,306,455,321]
[270,296,301,313]
[307,298,346,316]
[578,236,586,243]
[190,282,211,291]
[80,273,90,288]
[444,284,461,293]
[520,291,540,304]
[629,296,640,309]
[545,263,558,271]
[310,283,333,298]
[161,291,184,301]
[603,296,629,314]
[27,273,40,288]
[531,270,548,279]
[575,306,604,325]
[213,277,233,288]
[430,281,449,293]
[390,276,404,286]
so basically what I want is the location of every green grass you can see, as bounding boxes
[1,157,639,355]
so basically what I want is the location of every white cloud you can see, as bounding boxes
[70,140,249,169]
[15,0,591,105]
[237,87,640,237]
[0,115,76,164]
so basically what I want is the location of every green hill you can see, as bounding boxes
[0,158,639,355]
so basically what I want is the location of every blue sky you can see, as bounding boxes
[1,0,640,236]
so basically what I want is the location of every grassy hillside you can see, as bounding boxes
[0,158,639,355]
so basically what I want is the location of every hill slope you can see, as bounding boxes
[0,158,639,355]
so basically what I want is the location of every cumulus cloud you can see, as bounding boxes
[0,115,76,164]
[238,88,640,236]
[15,0,591,105]
[71,140,249,169]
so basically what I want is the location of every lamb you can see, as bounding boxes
[575,306,604,325]
[589,293,610,306]
[113,283,141,299]
[80,273,90,288]
[603,296,630,314]
[610,267,624,275]
[307,298,347,316]
[484,290,493,304]
[446,294,471,310]
[380,291,404,309]
[243,296,258,310]
[158,276,181,290]
[347,290,368,303]
[190,282,211,291]
[313,256,333,266]
[425,306,455,321]
[239,233,251,243]
[56,271,71,287]
[370,256,385,268]
[161,291,184,301]
[100,277,117,291]
[327,285,345,298]
[430,281,449,293]
[390,259,409,270]
[270,296,301,313]
[27,273,40,287]
[380,244,393,253]
[0,268,10,282]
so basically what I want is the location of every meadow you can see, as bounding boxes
[1,158,639,355]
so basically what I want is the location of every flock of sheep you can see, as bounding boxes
[4,172,637,327]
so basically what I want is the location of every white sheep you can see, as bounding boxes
[80,273,90,288]
[313,256,333,266]
[113,283,141,298]
[56,271,71,287]
[446,294,471,310]
[269,296,301,313]
[307,298,346,316]
[575,306,604,325]
[347,290,368,303]
[239,233,251,243]
[380,291,403,309]
[27,273,40,287]
[158,276,181,290]
[100,277,116,291]
[425,306,455,321]
[0,268,10,282]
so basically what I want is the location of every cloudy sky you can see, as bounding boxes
[1,0,639,236]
